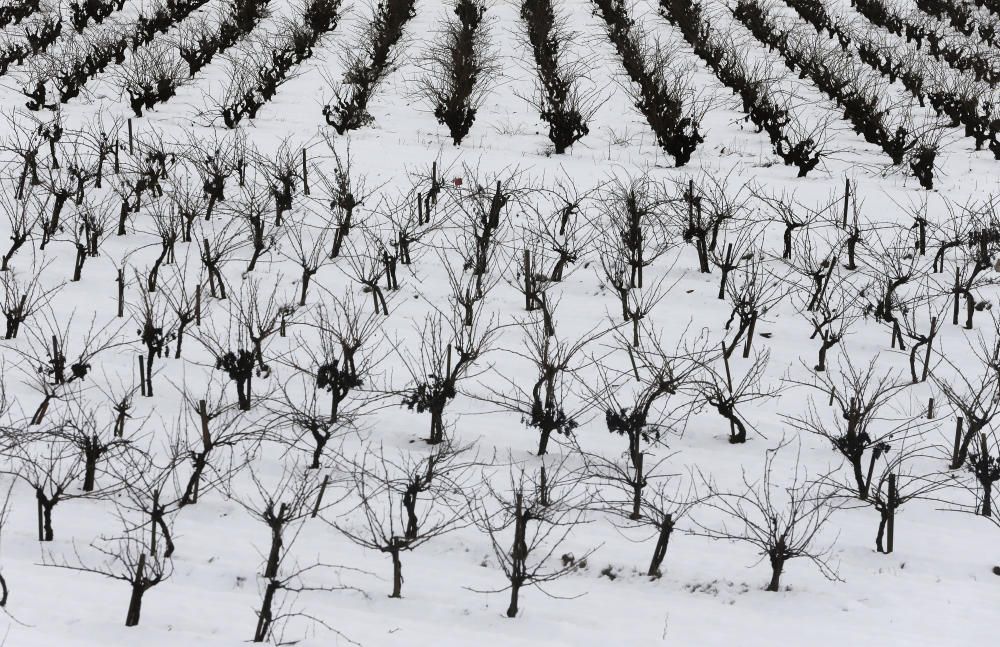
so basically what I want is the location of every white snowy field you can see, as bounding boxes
[0,0,999,645]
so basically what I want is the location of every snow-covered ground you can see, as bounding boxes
[0,0,999,645]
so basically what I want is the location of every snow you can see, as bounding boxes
[0,0,999,645]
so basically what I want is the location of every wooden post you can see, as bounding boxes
[311,474,330,518]
[632,452,644,520]
[722,344,735,438]
[927,397,934,419]
[37,497,44,541]
[815,255,837,308]
[719,243,733,299]
[721,342,733,391]
[523,250,532,311]
[138,356,147,397]
[127,119,133,155]
[953,267,961,326]
[15,159,26,199]
[116,269,124,317]
[195,284,201,326]
[828,386,836,406]
[626,345,640,381]
[886,474,896,554]
[743,314,756,358]
[953,417,964,466]
[922,317,936,382]
[842,178,850,227]
[302,149,309,196]
[150,490,159,555]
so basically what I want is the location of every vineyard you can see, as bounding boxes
[0,0,998,645]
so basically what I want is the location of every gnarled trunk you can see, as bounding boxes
[390,549,403,598]
[647,518,673,577]
[766,556,784,592]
